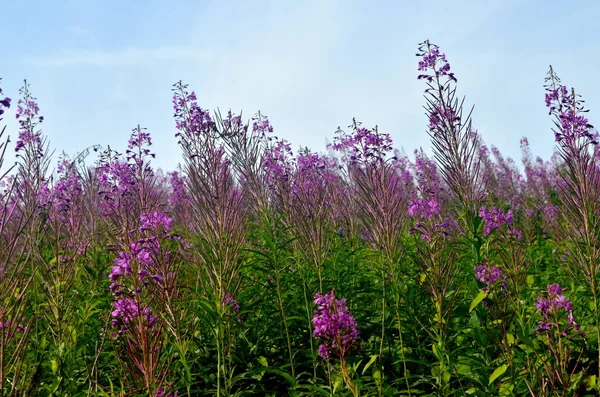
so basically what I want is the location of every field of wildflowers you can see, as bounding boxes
[0,39,599,396]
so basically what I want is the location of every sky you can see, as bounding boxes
[1,0,599,173]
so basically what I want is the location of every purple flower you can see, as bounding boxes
[0,78,10,117]
[155,387,178,397]
[126,126,155,167]
[140,211,174,234]
[318,344,329,358]
[223,293,240,316]
[14,83,44,157]
[416,41,457,83]
[479,206,514,235]
[544,205,559,220]
[536,321,552,334]
[168,171,190,209]
[534,283,580,335]
[474,262,505,289]
[408,198,440,220]
[330,119,393,164]
[252,116,273,138]
[312,290,360,359]
[263,138,294,186]
[544,67,596,145]
[172,86,215,140]
[111,298,157,333]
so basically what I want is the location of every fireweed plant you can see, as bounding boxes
[415,40,482,395]
[331,119,413,394]
[526,284,585,396]
[0,79,36,395]
[2,41,600,396]
[544,65,600,384]
[172,82,249,396]
[108,211,182,396]
[312,290,360,396]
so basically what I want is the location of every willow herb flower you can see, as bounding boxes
[0,78,10,116]
[534,284,580,335]
[408,198,441,220]
[416,40,482,227]
[111,298,158,334]
[331,119,393,164]
[222,293,240,316]
[544,68,596,145]
[140,211,174,234]
[479,206,514,235]
[474,262,506,291]
[263,138,294,186]
[312,290,359,359]
[14,82,45,157]
[417,45,456,83]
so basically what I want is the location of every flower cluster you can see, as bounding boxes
[474,262,506,291]
[14,83,44,156]
[0,78,10,116]
[222,293,240,316]
[222,112,248,138]
[167,171,188,207]
[111,298,157,334]
[154,385,179,397]
[40,157,83,223]
[0,310,28,340]
[479,206,514,235]
[263,138,294,185]
[534,284,580,335]
[544,67,596,145]
[96,149,136,216]
[109,212,176,330]
[331,120,393,164]
[312,290,359,359]
[408,198,440,220]
[127,126,155,167]
[292,150,337,202]
[412,150,441,195]
[252,114,274,138]
[427,105,461,136]
[109,252,133,293]
[0,176,17,231]
[416,40,457,83]
[140,211,174,234]
[172,84,215,143]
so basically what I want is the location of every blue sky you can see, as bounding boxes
[1,0,599,172]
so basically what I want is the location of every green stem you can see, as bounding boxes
[395,299,411,396]
[276,277,296,378]
[303,280,317,379]
[340,356,359,397]
[378,278,386,397]
[216,320,222,396]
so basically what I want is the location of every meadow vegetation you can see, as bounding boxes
[0,40,598,396]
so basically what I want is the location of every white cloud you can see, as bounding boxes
[23,47,215,67]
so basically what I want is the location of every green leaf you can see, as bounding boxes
[362,354,378,375]
[499,382,514,396]
[489,364,508,385]
[526,275,535,287]
[432,343,442,360]
[506,333,515,346]
[258,356,268,367]
[456,364,472,376]
[470,290,488,313]
[586,374,597,391]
